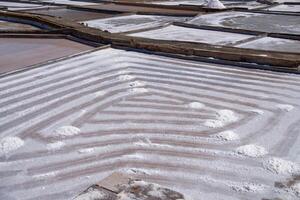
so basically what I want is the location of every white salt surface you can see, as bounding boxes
[0,137,24,156]
[263,157,300,175]
[53,126,81,137]
[188,101,205,109]
[237,37,300,53]
[47,141,65,150]
[214,130,239,141]
[276,104,294,112]
[84,14,188,33]
[236,144,267,157]
[129,25,253,45]
[205,109,238,128]
[267,4,300,12]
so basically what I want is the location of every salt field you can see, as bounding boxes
[0,48,300,199]
[0,0,300,199]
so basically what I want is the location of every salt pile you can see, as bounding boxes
[249,109,264,115]
[0,136,24,156]
[206,0,226,9]
[78,148,95,154]
[53,126,81,137]
[214,130,239,141]
[231,182,265,193]
[188,102,205,109]
[276,104,294,112]
[128,81,145,87]
[205,109,238,128]
[236,144,267,157]
[118,74,135,81]
[291,183,300,197]
[263,157,300,175]
[94,90,106,97]
[75,187,107,200]
[33,171,57,179]
[129,88,148,93]
[47,141,65,150]
[117,191,137,200]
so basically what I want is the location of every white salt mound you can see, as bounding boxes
[207,0,226,9]
[0,137,24,155]
[249,109,264,115]
[205,109,238,128]
[188,102,205,109]
[78,148,94,154]
[276,104,294,112]
[291,182,300,197]
[263,157,300,175]
[204,119,224,128]
[118,74,135,81]
[231,182,265,193]
[129,88,148,93]
[218,110,238,123]
[94,91,106,97]
[236,144,267,157]
[53,126,81,137]
[47,141,65,150]
[117,191,138,200]
[75,188,107,200]
[214,130,239,141]
[33,171,57,179]
[128,81,145,87]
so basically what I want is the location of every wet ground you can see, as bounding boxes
[0,37,93,74]
[23,8,117,22]
[0,20,40,31]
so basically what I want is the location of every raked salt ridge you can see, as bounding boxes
[0,48,300,200]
